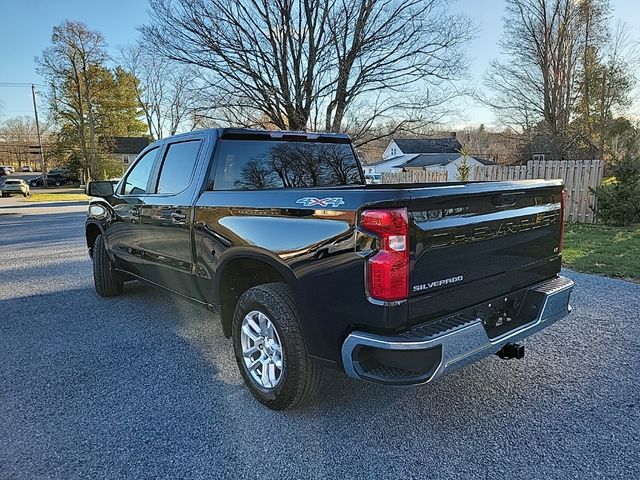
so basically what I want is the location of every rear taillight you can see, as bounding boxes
[559,190,566,251]
[359,208,409,302]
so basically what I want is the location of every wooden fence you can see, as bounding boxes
[381,159,605,223]
[380,168,448,184]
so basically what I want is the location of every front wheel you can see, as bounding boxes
[92,234,123,297]
[232,283,322,410]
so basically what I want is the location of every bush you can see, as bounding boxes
[595,155,640,226]
[97,156,126,180]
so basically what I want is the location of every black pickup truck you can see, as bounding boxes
[86,128,574,410]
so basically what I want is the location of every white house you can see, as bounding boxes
[382,134,463,160]
[103,137,150,167]
[362,154,418,174]
[364,134,496,180]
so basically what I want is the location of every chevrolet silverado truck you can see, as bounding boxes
[86,128,574,410]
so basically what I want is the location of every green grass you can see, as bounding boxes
[563,223,640,281]
[23,193,90,203]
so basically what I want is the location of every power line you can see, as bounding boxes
[0,83,45,88]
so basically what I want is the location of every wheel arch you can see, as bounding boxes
[215,248,297,338]
[85,221,104,258]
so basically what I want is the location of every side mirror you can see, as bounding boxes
[87,180,115,198]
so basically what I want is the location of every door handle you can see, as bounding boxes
[170,212,187,222]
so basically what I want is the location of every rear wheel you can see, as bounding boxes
[232,283,322,410]
[92,234,123,297]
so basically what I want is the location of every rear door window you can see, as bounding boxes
[156,140,202,195]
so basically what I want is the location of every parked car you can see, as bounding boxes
[0,165,15,174]
[30,173,78,187]
[86,128,574,410]
[0,167,10,177]
[48,168,70,176]
[21,165,34,172]
[1,178,30,197]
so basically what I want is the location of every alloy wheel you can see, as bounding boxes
[240,310,284,389]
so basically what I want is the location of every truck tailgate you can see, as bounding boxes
[406,180,564,326]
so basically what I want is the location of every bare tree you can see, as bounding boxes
[142,0,329,130]
[579,22,638,155]
[141,0,472,135]
[483,0,586,135]
[36,21,108,179]
[120,42,198,139]
[459,125,527,164]
[575,0,611,139]
[0,116,52,168]
[342,86,462,148]
[322,0,471,133]
[0,116,41,143]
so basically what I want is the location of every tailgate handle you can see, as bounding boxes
[492,193,523,208]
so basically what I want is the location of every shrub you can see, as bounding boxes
[97,156,126,180]
[595,155,640,226]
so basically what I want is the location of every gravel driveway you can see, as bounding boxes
[1,207,638,479]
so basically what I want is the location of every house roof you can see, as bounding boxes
[397,153,497,169]
[398,153,460,168]
[107,137,150,154]
[393,137,462,154]
[366,153,419,167]
[475,157,497,166]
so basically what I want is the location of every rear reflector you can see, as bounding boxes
[360,208,409,302]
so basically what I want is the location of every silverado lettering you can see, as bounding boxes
[413,276,465,292]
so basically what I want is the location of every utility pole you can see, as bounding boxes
[31,84,47,188]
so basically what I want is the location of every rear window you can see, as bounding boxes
[5,180,19,184]
[212,140,362,190]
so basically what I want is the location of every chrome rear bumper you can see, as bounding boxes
[341,275,574,385]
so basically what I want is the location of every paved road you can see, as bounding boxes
[1,205,638,479]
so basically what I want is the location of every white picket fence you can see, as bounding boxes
[381,159,605,223]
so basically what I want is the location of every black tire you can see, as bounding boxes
[55,181,61,186]
[92,234,123,297]
[30,181,37,187]
[232,283,322,410]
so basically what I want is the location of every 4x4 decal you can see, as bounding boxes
[296,197,345,208]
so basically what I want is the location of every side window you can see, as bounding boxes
[156,140,202,195]
[123,147,159,195]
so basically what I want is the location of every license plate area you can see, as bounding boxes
[475,290,541,339]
